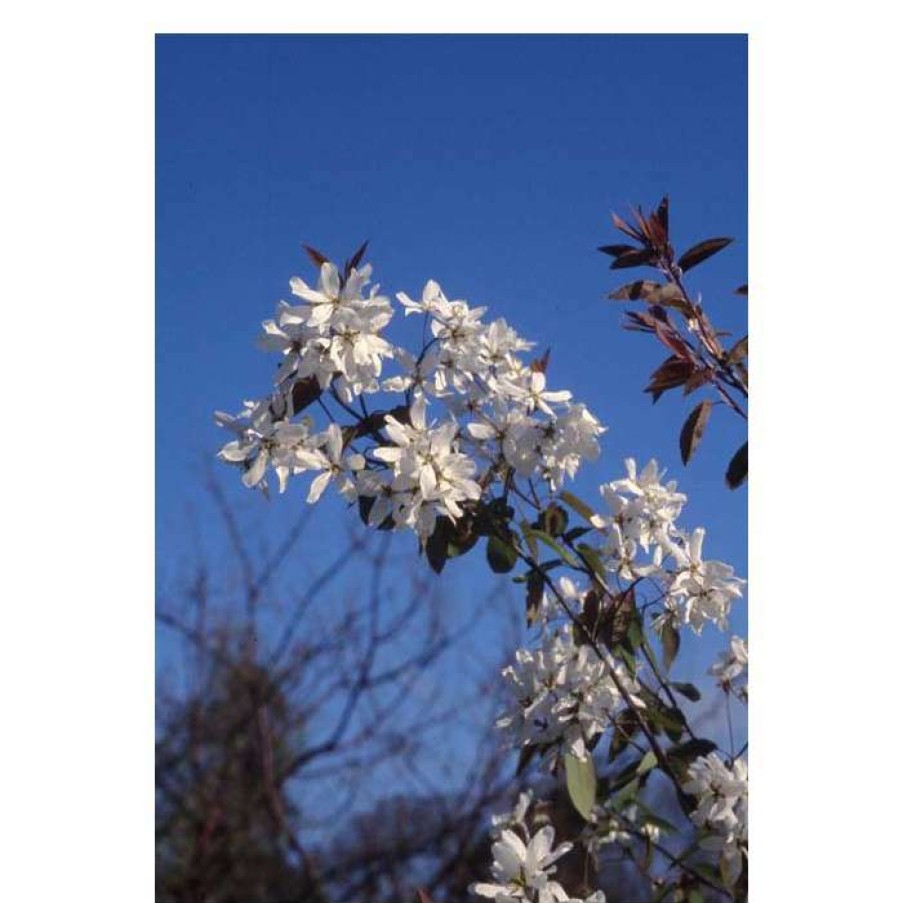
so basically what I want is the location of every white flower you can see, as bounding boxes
[682,753,748,886]
[262,261,394,397]
[500,370,572,417]
[599,459,686,550]
[471,826,573,903]
[293,423,362,503]
[496,625,643,762]
[214,395,311,494]
[668,528,745,632]
[710,635,748,701]
[473,794,605,903]
[372,396,482,537]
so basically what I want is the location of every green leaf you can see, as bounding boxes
[424,517,452,573]
[720,855,735,889]
[524,528,577,567]
[652,881,674,903]
[666,738,718,778]
[662,708,686,742]
[679,399,713,465]
[575,543,608,582]
[519,518,538,559]
[602,586,637,649]
[634,808,678,834]
[645,702,686,742]
[487,534,518,573]
[671,681,701,702]
[615,643,637,677]
[563,526,593,543]
[525,569,545,626]
[626,616,644,652]
[662,623,680,671]
[515,744,539,776]
[608,709,640,762]
[637,750,657,776]
[564,752,597,821]
[537,503,569,537]
[559,490,598,523]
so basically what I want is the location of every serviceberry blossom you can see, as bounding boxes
[495,622,644,763]
[491,791,537,834]
[218,261,605,540]
[710,636,748,702]
[682,753,748,886]
[602,458,687,549]
[215,395,311,494]
[293,422,364,504]
[216,248,749,898]
[259,260,394,401]
[372,395,483,539]
[589,459,745,633]
[665,528,745,632]
[471,795,606,903]
[582,803,660,852]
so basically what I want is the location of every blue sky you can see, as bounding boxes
[156,33,747,772]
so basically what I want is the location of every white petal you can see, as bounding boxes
[320,262,340,298]
[242,451,268,488]
[218,440,250,462]
[307,471,331,503]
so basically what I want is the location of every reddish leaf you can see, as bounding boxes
[611,211,644,241]
[655,195,669,237]
[348,239,369,272]
[683,368,712,396]
[623,310,657,333]
[645,358,696,396]
[726,441,748,489]
[608,280,663,301]
[649,316,692,360]
[679,400,713,465]
[530,347,551,373]
[290,375,322,414]
[610,247,657,270]
[645,207,668,248]
[677,237,733,273]
[598,243,636,258]
[726,335,748,364]
[302,244,330,268]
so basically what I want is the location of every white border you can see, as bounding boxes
[4,4,897,901]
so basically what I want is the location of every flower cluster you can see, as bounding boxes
[593,459,745,632]
[471,794,606,903]
[710,636,748,702]
[581,802,661,852]
[216,250,749,900]
[682,753,748,886]
[217,260,604,539]
[495,620,644,763]
[259,261,394,401]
